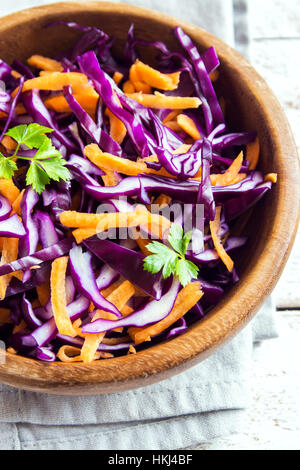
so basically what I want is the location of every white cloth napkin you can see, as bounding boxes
[0,0,278,450]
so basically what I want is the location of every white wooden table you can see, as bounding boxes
[195,0,300,450]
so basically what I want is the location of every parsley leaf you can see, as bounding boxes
[143,223,199,287]
[6,123,53,149]
[1,124,71,194]
[0,153,18,179]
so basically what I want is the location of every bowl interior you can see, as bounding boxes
[0,2,298,394]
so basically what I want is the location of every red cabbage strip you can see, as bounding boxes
[63,86,122,156]
[197,138,215,220]
[0,76,24,142]
[0,89,11,114]
[22,90,76,151]
[83,237,163,300]
[0,213,25,237]
[96,265,119,290]
[69,245,121,316]
[212,132,256,152]
[22,294,42,329]
[0,194,12,221]
[12,59,34,79]
[223,181,272,221]
[186,237,247,265]
[28,346,56,362]
[34,210,59,248]
[174,27,224,134]
[12,296,90,349]
[167,317,187,339]
[5,263,50,297]
[19,188,39,258]
[0,238,73,276]
[77,51,150,157]
[82,278,180,334]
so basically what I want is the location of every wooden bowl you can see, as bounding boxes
[0,1,299,395]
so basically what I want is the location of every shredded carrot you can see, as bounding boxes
[123,80,135,94]
[164,121,182,132]
[102,171,120,187]
[0,237,19,300]
[12,72,89,98]
[72,228,98,244]
[133,60,181,91]
[57,345,112,362]
[84,143,176,179]
[45,89,99,115]
[11,189,25,216]
[177,114,202,140]
[105,108,127,144]
[153,194,172,208]
[6,347,17,354]
[133,82,152,93]
[113,71,124,85]
[135,235,152,256]
[60,206,148,229]
[0,179,20,204]
[264,173,278,183]
[0,307,12,323]
[246,137,260,170]
[36,282,50,307]
[209,69,219,82]
[11,70,22,79]
[210,207,234,272]
[27,55,63,72]
[125,91,202,109]
[13,320,27,334]
[162,110,182,124]
[1,136,17,151]
[210,151,244,186]
[50,256,77,337]
[80,280,135,363]
[128,345,137,355]
[129,282,203,345]
[102,336,131,345]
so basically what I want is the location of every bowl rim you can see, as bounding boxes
[0,1,299,395]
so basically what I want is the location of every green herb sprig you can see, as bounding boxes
[0,124,71,194]
[143,224,199,287]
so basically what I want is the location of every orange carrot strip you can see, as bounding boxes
[133,60,180,91]
[80,280,135,363]
[246,137,260,170]
[113,71,124,85]
[164,121,182,132]
[1,136,17,151]
[11,189,25,216]
[264,173,278,183]
[0,179,20,204]
[129,282,203,345]
[0,237,19,300]
[128,345,137,355]
[210,151,244,186]
[105,108,127,144]
[57,345,112,362]
[210,207,234,272]
[162,110,182,124]
[13,320,27,334]
[0,307,12,323]
[126,92,202,109]
[123,80,135,94]
[177,114,202,140]
[84,143,175,179]
[209,69,219,82]
[50,256,77,337]
[102,336,131,345]
[27,55,63,72]
[136,236,152,256]
[45,89,99,114]
[102,171,120,187]
[133,82,152,93]
[153,194,172,208]
[36,282,50,307]
[72,228,99,244]
[11,70,22,79]
[60,207,148,228]
[12,72,89,97]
